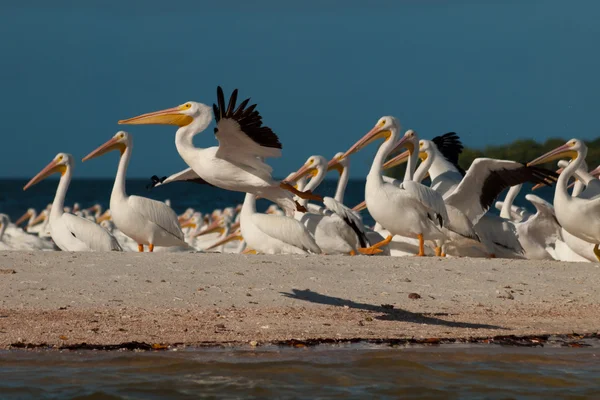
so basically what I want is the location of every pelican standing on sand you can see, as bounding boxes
[342,118,449,256]
[23,153,122,251]
[82,131,187,252]
[118,86,317,215]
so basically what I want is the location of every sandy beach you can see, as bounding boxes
[0,251,598,349]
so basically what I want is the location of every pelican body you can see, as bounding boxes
[83,131,187,252]
[23,153,122,252]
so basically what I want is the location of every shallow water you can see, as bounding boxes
[2,344,599,399]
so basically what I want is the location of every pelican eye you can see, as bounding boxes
[57,156,63,161]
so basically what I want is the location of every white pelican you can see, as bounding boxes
[341,119,450,256]
[23,153,122,251]
[240,193,321,255]
[82,131,187,252]
[497,184,562,260]
[528,139,600,260]
[286,155,375,255]
[0,214,55,251]
[118,86,317,215]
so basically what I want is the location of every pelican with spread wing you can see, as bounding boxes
[119,86,317,215]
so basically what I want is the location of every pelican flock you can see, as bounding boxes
[4,85,600,262]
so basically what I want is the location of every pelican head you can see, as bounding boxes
[82,131,130,162]
[342,116,399,158]
[15,208,36,226]
[528,139,582,167]
[383,138,429,170]
[23,153,71,191]
[118,101,211,128]
[286,155,327,183]
[327,152,347,174]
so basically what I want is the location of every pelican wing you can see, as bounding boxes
[251,213,321,254]
[400,181,449,225]
[445,158,558,224]
[62,213,122,251]
[128,196,185,241]
[432,132,466,176]
[147,168,213,189]
[213,87,281,181]
[323,197,369,247]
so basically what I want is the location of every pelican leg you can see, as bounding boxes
[358,235,392,255]
[242,248,257,255]
[280,182,323,201]
[416,234,425,256]
[434,246,442,257]
[149,244,154,252]
[349,250,357,256]
[138,244,144,252]
[593,244,600,262]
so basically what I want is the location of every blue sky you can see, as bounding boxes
[1,1,599,178]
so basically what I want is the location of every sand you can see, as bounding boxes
[0,251,598,349]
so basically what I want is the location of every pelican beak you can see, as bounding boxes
[118,105,193,127]
[29,213,46,227]
[352,200,367,212]
[194,220,225,237]
[15,210,32,226]
[389,135,415,156]
[180,219,197,229]
[230,221,240,231]
[383,150,410,170]
[527,143,578,167]
[97,211,111,223]
[285,162,317,183]
[342,123,391,159]
[532,167,565,190]
[326,158,344,174]
[588,165,600,178]
[205,230,243,250]
[23,159,66,191]
[83,137,126,162]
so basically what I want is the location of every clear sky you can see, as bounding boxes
[1,1,599,178]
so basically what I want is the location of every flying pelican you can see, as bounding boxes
[528,139,600,260]
[118,86,317,215]
[23,153,122,251]
[82,131,187,252]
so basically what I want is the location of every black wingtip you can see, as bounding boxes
[146,175,167,191]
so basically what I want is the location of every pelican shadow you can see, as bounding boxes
[280,289,506,330]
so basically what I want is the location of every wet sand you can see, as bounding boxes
[0,252,598,349]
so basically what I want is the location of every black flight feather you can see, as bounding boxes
[479,166,558,214]
[432,132,466,176]
[341,215,369,248]
[213,86,282,149]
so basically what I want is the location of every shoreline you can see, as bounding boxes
[1,252,598,350]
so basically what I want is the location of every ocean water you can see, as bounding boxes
[1,344,599,399]
[0,179,556,228]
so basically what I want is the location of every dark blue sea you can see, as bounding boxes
[0,178,556,228]
[1,344,599,399]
